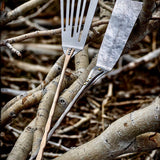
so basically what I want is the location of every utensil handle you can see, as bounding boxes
[36,48,74,160]
[48,66,108,140]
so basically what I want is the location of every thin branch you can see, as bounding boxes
[1,88,26,97]
[48,141,70,152]
[108,48,160,78]
[5,43,21,56]
[1,54,65,113]
[0,19,109,46]
[8,0,55,26]
[101,83,113,131]
[0,0,49,26]
[57,114,92,134]
[0,28,61,46]
[98,0,113,12]
[4,57,51,74]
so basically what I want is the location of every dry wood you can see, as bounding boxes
[0,0,49,26]
[108,48,160,78]
[31,69,77,158]
[2,48,93,159]
[34,46,90,159]
[152,31,157,51]
[4,57,51,74]
[30,52,97,160]
[75,45,89,76]
[98,0,113,12]
[1,54,65,113]
[1,76,40,84]
[7,0,55,27]
[52,134,81,139]
[7,119,36,160]
[57,114,92,134]
[6,43,21,56]
[0,28,61,46]
[13,43,63,56]
[43,152,62,158]
[47,55,98,141]
[105,99,153,107]
[102,83,113,130]
[116,132,160,159]
[0,19,109,47]
[1,1,160,159]
[48,141,69,152]
[1,90,43,127]
[1,88,26,97]
[54,97,160,160]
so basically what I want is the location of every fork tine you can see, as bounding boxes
[77,0,87,35]
[66,0,70,29]
[60,0,64,31]
[80,0,98,44]
[70,0,75,36]
[73,0,82,37]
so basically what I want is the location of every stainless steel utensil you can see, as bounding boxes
[48,0,143,139]
[36,1,98,159]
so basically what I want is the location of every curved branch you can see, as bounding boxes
[0,0,49,26]
[54,97,160,160]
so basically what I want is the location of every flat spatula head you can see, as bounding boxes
[60,0,98,57]
[96,0,142,71]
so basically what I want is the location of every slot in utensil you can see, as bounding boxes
[36,0,98,159]
[48,0,143,140]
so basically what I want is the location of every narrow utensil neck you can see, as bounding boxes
[66,48,75,56]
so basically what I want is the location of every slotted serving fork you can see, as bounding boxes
[36,0,98,159]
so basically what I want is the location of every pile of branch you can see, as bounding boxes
[0,0,160,160]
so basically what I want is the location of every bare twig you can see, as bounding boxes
[20,17,47,31]
[5,43,21,56]
[0,19,109,47]
[101,83,113,130]
[108,48,160,78]
[43,152,62,158]
[75,45,89,76]
[1,54,65,113]
[57,114,92,134]
[1,88,26,97]
[8,0,55,27]
[48,141,70,152]
[3,57,51,74]
[0,28,61,46]
[12,43,63,56]
[98,0,113,12]
[0,0,49,26]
